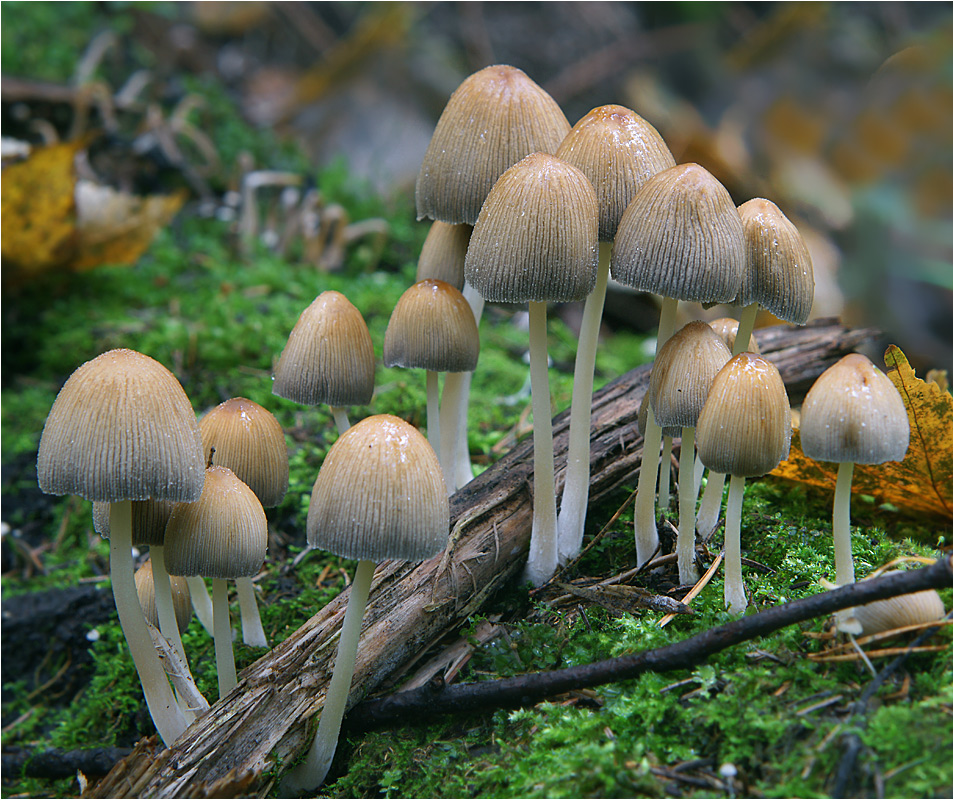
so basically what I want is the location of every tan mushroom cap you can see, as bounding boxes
[383,280,480,373]
[852,587,946,636]
[696,353,792,477]
[164,466,268,579]
[736,198,815,324]
[200,397,289,507]
[799,353,910,465]
[709,317,760,354]
[37,348,205,504]
[307,414,450,562]
[556,104,675,242]
[135,558,193,632]
[637,392,680,439]
[649,321,732,430]
[610,163,745,304]
[464,152,599,303]
[415,221,472,289]
[273,290,375,407]
[92,498,176,547]
[416,64,571,225]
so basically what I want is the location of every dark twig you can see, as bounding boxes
[2,747,131,780]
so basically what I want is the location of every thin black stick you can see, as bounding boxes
[344,558,952,733]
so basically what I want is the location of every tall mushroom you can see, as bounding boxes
[37,348,205,745]
[282,414,449,792]
[464,152,598,587]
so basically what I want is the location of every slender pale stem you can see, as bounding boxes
[212,578,237,697]
[439,372,468,494]
[525,301,558,587]
[109,501,187,746]
[693,454,705,498]
[557,243,611,562]
[454,370,475,489]
[330,406,351,435]
[677,427,699,584]
[283,559,375,793]
[150,546,187,664]
[724,474,747,614]
[833,461,856,586]
[657,435,673,514]
[733,303,759,356]
[426,370,445,483]
[236,576,268,648]
[697,470,727,537]
[185,576,214,635]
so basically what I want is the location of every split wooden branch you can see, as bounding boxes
[87,318,877,798]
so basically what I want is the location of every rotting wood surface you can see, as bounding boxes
[86,318,875,799]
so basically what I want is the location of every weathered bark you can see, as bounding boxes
[87,319,875,798]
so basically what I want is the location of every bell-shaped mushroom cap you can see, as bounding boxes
[92,498,176,546]
[307,414,450,562]
[415,221,472,289]
[416,64,571,225]
[852,587,946,636]
[135,558,193,632]
[696,353,792,477]
[709,317,760,354]
[464,152,599,304]
[555,104,675,242]
[610,163,745,304]
[37,349,205,504]
[649,321,732,430]
[799,353,910,465]
[200,397,289,508]
[735,198,815,324]
[164,466,268,580]
[637,392,680,439]
[383,280,480,373]
[273,290,375,407]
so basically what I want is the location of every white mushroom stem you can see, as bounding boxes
[556,242,611,562]
[236,576,268,648]
[733,303,759,357]
[657,435,674,514]
[330,406,351,435]
[439,371,468,494]
[833,461,856,586]
[212,577,237,697]
[425,370,445,483]
[451,281,485,489]
[724,473,747,613]
[284,558,375,792]
[633,296,679,566]
[696,470,727,537]
[109,500,188,746]
[525,300,559,587]
[677,427,699,584]
[185,576,214,635]
[693,454,705,498]
[149,546,189,668]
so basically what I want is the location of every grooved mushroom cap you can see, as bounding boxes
[164,466,268,579]
[799,353,910,464]
[852,587,946,636]
[709,317,760,354]
[135,559,193,632]
[383,280,480,373]
[307,414,450,562]
[92,498,176,546]
[555,104,676,241]
[649,321,732,429]
[637,392,680,439]
[200,397,289,507]
[610,163,745,303]
[273,290,375,407]
[416,221,472,289]
[735,198,815,323]
[37,348,205,503]
[464,152,599,303]
[416,64,571,225]
[696,353,792,477]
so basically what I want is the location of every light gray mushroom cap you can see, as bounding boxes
[92,498,176,546]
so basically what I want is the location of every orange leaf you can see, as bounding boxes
[771,347,953,520]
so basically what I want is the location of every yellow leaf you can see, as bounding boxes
[771,346,953,520]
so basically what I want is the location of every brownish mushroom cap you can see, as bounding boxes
[92,498,176,547]
[415,222,472,289]
[135,559,193,632]
[709,317,760,354]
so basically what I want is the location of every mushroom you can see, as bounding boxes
[696,353,791,613]
[281,414,449,792]
[200,396,289,647]
[852,587,946,636]
[164,465,268,697]
[273,290,375,434]
[798,353,910,631]
[611,163,746,566]
[464,152,598,586]
[554,104,675,562]
[416,221,472,290]
[135,558,192,634]
[37,348,205,745]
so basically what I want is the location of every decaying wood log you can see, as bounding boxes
[87,319,876,798]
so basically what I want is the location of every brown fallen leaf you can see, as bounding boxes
[770,346,953,520]
[555,581,693,616]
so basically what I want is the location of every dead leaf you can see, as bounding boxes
[770,346,953,520]
[555,582,693,616]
